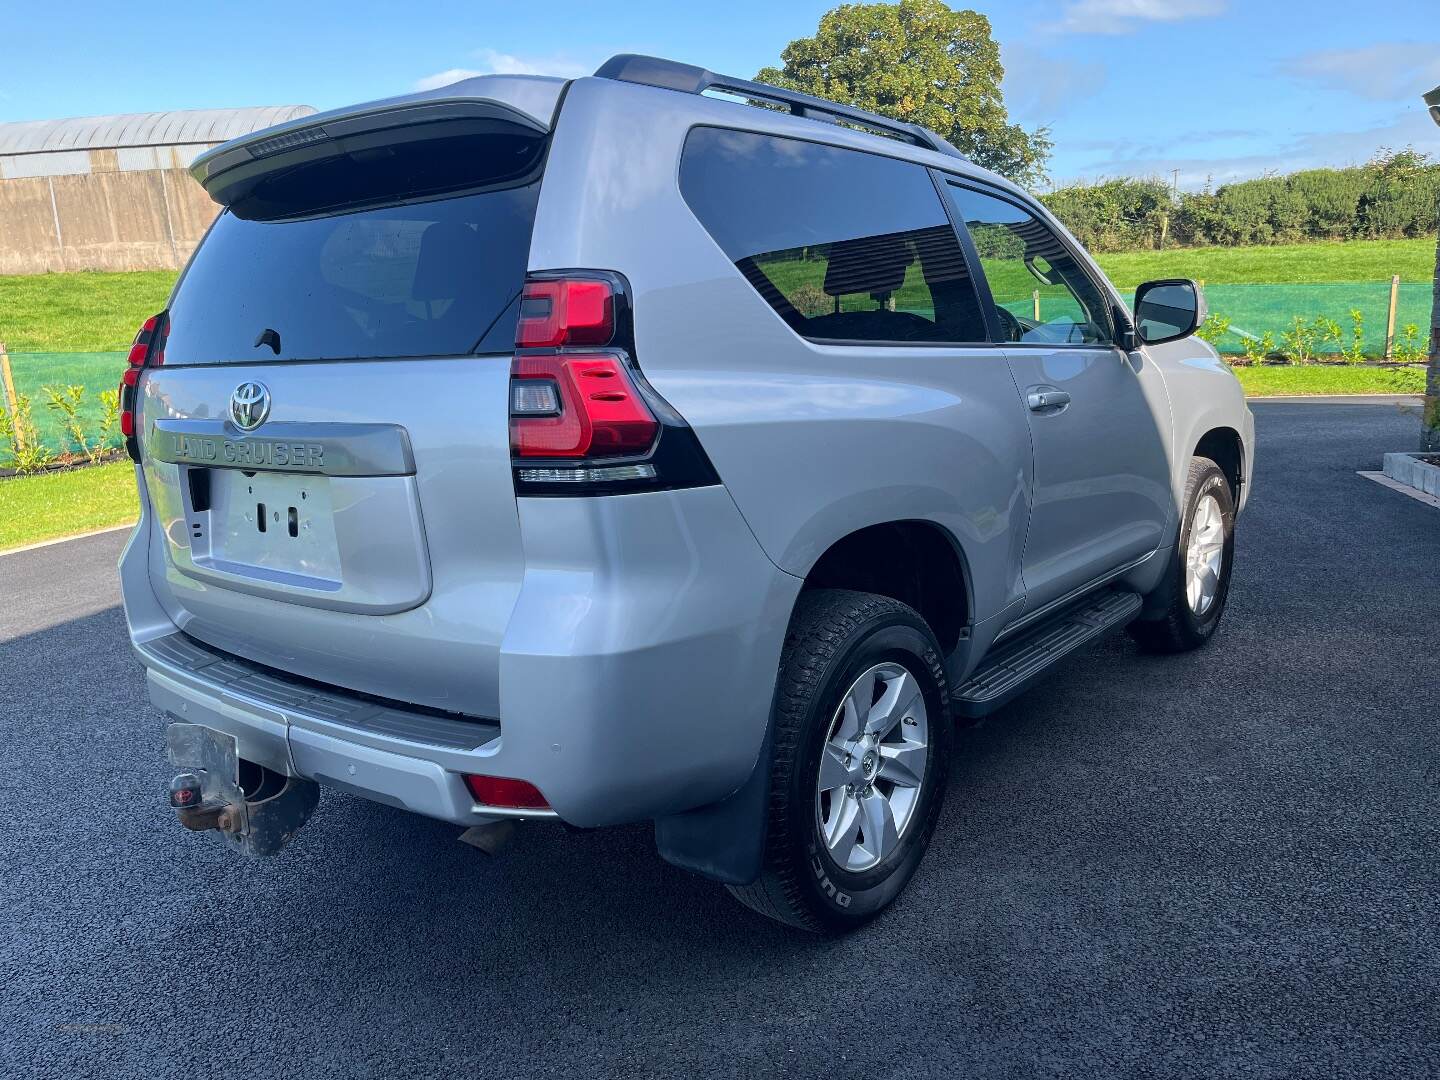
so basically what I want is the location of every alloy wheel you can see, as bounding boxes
[815,662,930,872]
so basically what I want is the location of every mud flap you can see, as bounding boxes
[166,722,320,857]
[653,723,772,886]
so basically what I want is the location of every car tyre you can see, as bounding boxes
[727,589,951,933]
[1130,456,1236,654]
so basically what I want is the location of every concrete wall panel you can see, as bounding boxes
[0,178,64,274]
[0,167,220,274]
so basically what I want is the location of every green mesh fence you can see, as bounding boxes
[4,351,127,457]
[1198,283,1432,356]
[2,282,1435,455]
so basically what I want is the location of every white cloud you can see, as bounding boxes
[415,68,488,91]
[1283,44,1440,103]
[414,49,591,92]
[1002,43,1107,124]
[1043,0,1227,36]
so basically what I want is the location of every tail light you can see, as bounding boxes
[463,774,550,810]
[120,312,166,462]
[511,353,657,458]
[516,278,615,348]
[508,272,718,495]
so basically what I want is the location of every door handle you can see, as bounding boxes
[1027,389,1071,412]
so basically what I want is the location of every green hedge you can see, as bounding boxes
[1042,150,1440,253]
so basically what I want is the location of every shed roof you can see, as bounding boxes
[0,106,316,156]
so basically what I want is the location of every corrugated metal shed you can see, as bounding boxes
[0,106,316,156]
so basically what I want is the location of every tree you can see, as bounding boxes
[756,0,1051,188]
[1424,85,1440,453]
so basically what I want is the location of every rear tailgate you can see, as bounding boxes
[131,88,557,716]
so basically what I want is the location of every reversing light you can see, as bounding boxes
[510,380,561,417]
[463,774,550,810]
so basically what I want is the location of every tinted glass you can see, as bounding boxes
[945,183,1113,346]
[680,128,987,344]
[1135,281,1198,341]
[164,182,540,364]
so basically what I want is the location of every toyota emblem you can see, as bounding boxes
[230,382,271,431]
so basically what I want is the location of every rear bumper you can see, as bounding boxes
[125,483,801,829]
[137,631,524,825]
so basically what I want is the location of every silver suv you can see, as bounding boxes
[119,55,1253,932]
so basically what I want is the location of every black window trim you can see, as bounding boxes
[680,122,996,351]
[938,174,1123,351]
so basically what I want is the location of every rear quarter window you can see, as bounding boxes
[678,127,988,345]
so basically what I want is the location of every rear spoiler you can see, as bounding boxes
[190,95,550,208]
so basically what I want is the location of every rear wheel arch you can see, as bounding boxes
[800,520,971,656]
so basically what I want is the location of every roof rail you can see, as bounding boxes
[593,54,967,161]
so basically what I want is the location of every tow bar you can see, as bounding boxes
[166,722,320,857]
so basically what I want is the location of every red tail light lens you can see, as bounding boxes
[463,774,550,810]
[126,314,158,366]
[515,279,615,348]
[119,312,166,461]
[510,353,658,458]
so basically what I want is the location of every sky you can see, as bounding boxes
[1,0,1437,190]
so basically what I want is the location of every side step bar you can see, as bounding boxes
[952,589,1143,719]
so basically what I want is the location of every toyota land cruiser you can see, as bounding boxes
[119,55,1253,932]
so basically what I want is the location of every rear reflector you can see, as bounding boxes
[463,774,550,810]
[515,278,615,348]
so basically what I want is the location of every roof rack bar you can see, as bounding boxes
[593,54,966,161]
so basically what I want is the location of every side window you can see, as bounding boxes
[679,128,988,345]
[944,183,1114,347]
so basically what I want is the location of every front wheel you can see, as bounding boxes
[727,589,951,933]
[1130,456,1236,654]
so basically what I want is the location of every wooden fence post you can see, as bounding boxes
[0,342,24,452]
[1032,290,1041,322]
[1384,274,1400,359]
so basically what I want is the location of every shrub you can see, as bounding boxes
[1242,331,1277,366]
[1195,314,1231,347]
[1279,316,1341,364]
[98,389,121,451]
[43,384,98,462]
[0,394,53,474]
[1045,147,1439,251]
[1394,324,1429,363]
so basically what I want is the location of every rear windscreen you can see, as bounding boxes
[163,179,541,364]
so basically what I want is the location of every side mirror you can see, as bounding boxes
[1134,278,1206,346]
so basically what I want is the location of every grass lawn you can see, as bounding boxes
[0,270,177,352]
[0,461,138,551]
[1092,238,1434,288]
[1233,364,1427,397]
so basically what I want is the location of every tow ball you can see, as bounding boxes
[165,722,320,857]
